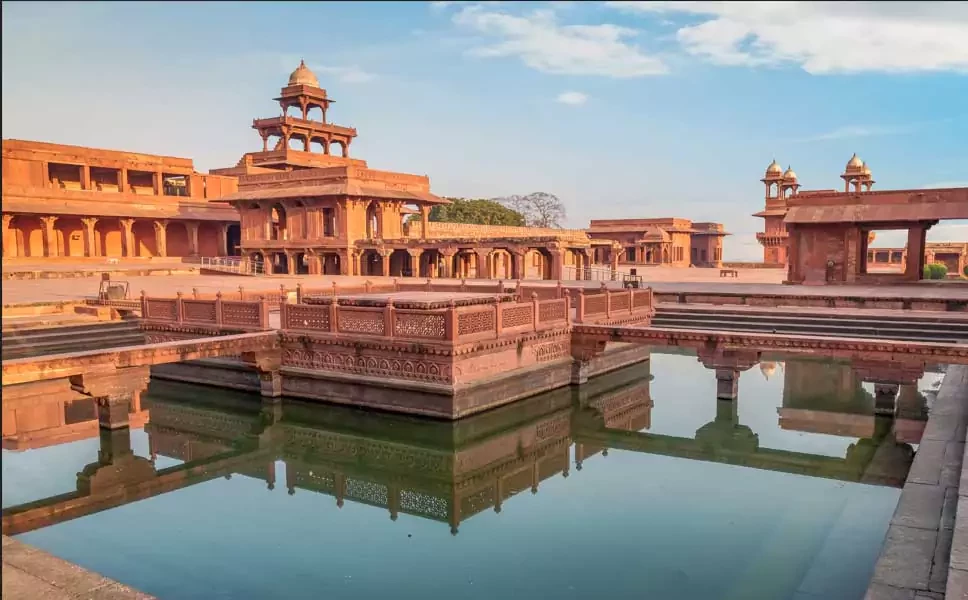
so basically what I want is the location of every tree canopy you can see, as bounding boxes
[497,192,566,228]
[428,198,526,226]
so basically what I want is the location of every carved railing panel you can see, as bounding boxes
[501,304,534,329]
[283,303,331,332]
[221,301,263,328]
[144,299,177,321]
[337,308,386,336]
[457,307,496,337]
[182,299,217,324]
[393,311,447,339]
[538,299,567,324]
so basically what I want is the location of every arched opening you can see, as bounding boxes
[322,252,342,275]
[527,248,553,280]
[285,105,302,119]
[366,202,380,240]
[226,224,241,256]
[389,249,412,277]
[310,139,326,154]
[293,252,311,275]
[54,217,85,257]
[488,250,513,279]
[307,105,324,122]
[165,222,191,256]
[198,222,220,257]
[96,220,123,257]
[132,221,158,257]
[420,249,442,278]
[270,252,290,275]
[361,249,383,277]
[10,216,44,257]
[288,135,309,151]
[330,140,346,158]
[662,247,669,264]
[270,204,287,241]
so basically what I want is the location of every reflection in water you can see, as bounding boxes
[1,351,933,600]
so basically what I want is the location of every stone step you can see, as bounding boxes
[651,315,966,344]
[1,333,148,361]
[652,312,968,335]
[1,321,141,344]
[657,305,968,326]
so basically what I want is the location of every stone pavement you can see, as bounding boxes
[1,536,153,599]
[3,270,968,306]
[866,365,968,600]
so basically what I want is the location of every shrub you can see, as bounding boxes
[923,263,948,280]
[963,264,968,278]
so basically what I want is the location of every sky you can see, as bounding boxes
[2,1,967,260]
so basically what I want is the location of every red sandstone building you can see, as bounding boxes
[585,218,727,268]
[755,155,968,284]
[754,155,968,281]
[2,141,241,259]
[212,61,610,278]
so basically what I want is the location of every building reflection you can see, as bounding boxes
[2,351,927,536]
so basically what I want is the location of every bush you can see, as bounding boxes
[963,264,968,278]
[923,263,948,280]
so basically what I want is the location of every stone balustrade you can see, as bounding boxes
[140,292,271,330]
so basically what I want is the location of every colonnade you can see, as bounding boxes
[1,214,240,259]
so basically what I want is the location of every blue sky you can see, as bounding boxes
[3,1,966,259]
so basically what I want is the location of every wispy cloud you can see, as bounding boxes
[607,1,968,74]
[313,65,376,84]
[922,181,968,189]
[794,123,921,143]
[556,91,588,105]
[450,5,668,78]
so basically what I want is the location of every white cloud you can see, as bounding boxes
[607,1,968,74]
[313,65,377,84]
[556,91,588,105]
[451,5,668,77]
[794,123,919,143]
[923,182,968,189]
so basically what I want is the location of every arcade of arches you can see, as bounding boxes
[2,215,241,259]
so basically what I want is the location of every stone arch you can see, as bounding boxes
[662,246,669,264]
[366,202,380,239]
[226,224,241,256]
[361,249,383,277]
[389,249,411,277]
[321,252,341,275]
[420,249,442,278]
[10,215,44,257]
[527,248,553,280]
[132,221,158,257]
[288,134,310,151]
[330,140,346,157]
[96,219,123,257]
[54,217,85,257]
[270,252,289,275]
[198,222,220,257]
[292,252,310,275]
[310,138,327,154]
[165,222,191,257]
[270,204,287,241]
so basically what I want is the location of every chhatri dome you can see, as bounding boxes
[846,153,864,171]
[288,59,319,87]
[765,159,782,176]
[782,166,798,182]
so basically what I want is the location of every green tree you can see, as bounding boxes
[428,198,526,226]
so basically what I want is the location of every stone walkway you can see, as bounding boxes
[3,272,967,306]
[1,536,153,599]
[866,365,968,599]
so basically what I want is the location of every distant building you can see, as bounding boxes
[585,218,728,268]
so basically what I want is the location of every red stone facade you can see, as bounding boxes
[1,140,240,259]
[585,218,727,268]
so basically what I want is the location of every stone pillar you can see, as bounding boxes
[153,171,163,195]
[512,251,525,280]
[153,220,168,257]
[609,249,619,274]
[874,383,899,416]
[351,250,362,276]
[120,218,135,257]
[40,215,57,257]
[218,223,229,256]
[286,251,297,275]
[549,249,564,281]
[187,222,200,256]
[440,249,455,278]
[118,168,127,193]
[2,214,13,258]
[905,226,927,281]
[97,395,131,430]
[81,165,91,191]
[81,217,98,257]
[381,251,390,277]
[408,249,423,277]
[476,250,490,279]
[420,206,430,240]
[715,368,739,400]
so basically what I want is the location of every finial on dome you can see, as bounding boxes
[846,153,864,171]
[288,59,319,87]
